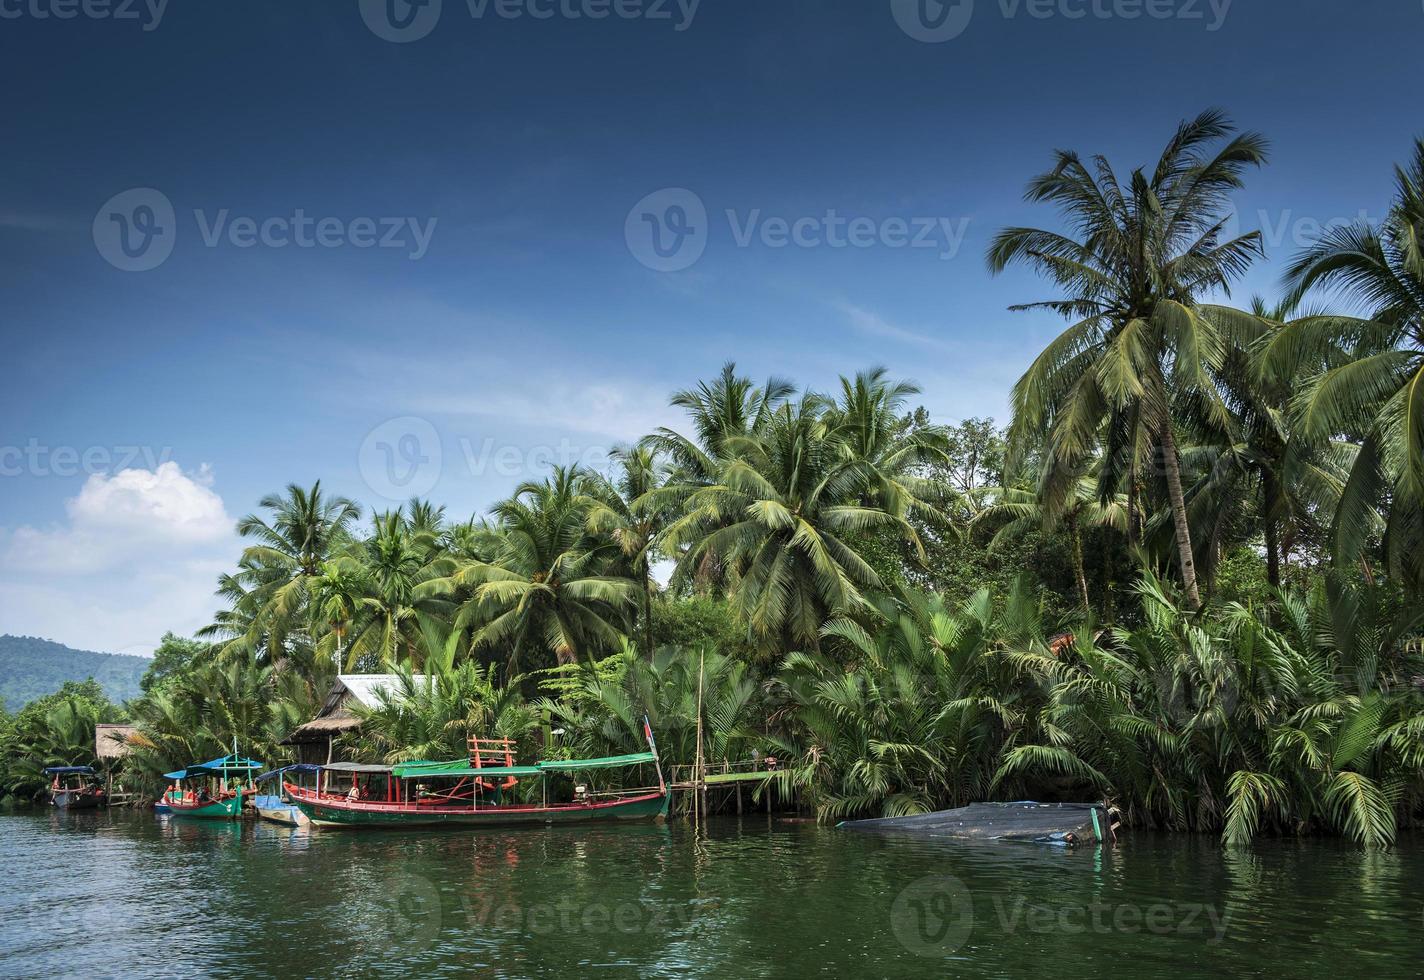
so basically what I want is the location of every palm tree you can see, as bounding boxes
[314,513,455,670]
[1267,139,1424,589]
[229,481,361,661]
[1178,297,1350,589]
[974,474,1127,612]
[989,109,1270,609]
[540,641,760,776]
[426,467,638,673]
[644,362,795,482]
[580,446,671,659]
[662,376,949,655]
[348,661,536,764]
[772,583,1042,821]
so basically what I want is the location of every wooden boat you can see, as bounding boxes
[252,764,318,826]
[160,753,263,819]
[288,725,670,829]
[45,766,105,809]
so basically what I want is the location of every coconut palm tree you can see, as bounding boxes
[974,474,1127,612]
[580,446,671,659]
[313,512,456,671]
[426,467,639,673]
[661,379,948,655]
[1266,139,1424,589]
[989,109,1270,609]
[228,482,361,662]
[644,362,796,483]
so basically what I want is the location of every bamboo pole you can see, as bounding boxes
[694,648,705,833]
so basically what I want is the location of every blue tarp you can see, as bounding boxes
[163,755,265,781]
[192,754,264,773]
[256,764,320,784]
[43,766,96,775]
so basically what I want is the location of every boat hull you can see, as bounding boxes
[165,793,246,820]
[256,805,309,827]
[51,789,104,810]
[289,786,670,829]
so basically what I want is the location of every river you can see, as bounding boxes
[2,809,1419,977]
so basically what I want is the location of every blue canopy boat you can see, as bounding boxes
[159,753,264,819]
[45,766,105,810]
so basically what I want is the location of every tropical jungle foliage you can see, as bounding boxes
[9,111,1424,848]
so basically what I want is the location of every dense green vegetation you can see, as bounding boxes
[8,111,1424,847]
[0,635,148,709]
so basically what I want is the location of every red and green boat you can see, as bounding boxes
[287,727,670,829]
[160,753,263,819]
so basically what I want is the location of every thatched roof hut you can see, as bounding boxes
[95,723,136,761]
[282,674,423,764]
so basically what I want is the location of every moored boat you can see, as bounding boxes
[160,753,263,819]
[288,722,670,829]
[252,764,318,826]
[45,766,105,810]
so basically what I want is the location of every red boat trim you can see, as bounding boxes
[285,782,664,816]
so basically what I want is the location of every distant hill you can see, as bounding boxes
[0,635,149,710]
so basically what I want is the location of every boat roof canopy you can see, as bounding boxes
[256,764,321,783]
[391,761,542,779]
[538,752,656,772]
[389,752,658,779]
[164,754,264,780]
[322,762,394,774]
[44,765,96,775]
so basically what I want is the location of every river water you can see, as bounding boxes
[2,809,1419,977]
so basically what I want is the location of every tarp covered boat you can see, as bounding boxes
[253,764,318,826]
[45,766,105,810]
[839,802,1113,846]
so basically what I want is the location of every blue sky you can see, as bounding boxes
[1,0,1419,653]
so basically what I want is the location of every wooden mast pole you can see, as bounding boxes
[694,648,706,831]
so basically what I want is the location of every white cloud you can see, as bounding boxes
[836,301,956,352]
[0,462,237,655]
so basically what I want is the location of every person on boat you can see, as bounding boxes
[346,780,361,802]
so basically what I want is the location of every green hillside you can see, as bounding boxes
[0,635,148,710]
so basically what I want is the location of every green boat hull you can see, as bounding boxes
[291,788,669,829]
[166,794,246,820]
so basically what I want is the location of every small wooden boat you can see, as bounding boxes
[288,723,670,829]
[45,766,106,809]
[252,764,318,826]
[160,753,263,819]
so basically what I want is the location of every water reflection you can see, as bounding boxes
[1,811,1420,979]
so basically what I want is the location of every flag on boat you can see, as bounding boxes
[643,716,657,754]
